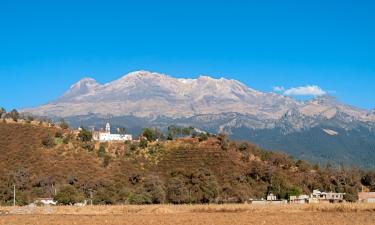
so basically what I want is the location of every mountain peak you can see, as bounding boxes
[70,77,99,89]
[58,77,100,102]
[121,70,167,80]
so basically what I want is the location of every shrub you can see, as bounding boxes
[81,142,94,151]
[127,192,152,205]
[93,188,115,205]
[41,135,55,148]
[218,133,229,150]
[139,139,148,149]
[59,118,69,129]
[78,128,92,142]
[167,176,190,204]
[143,175,166,204]
[103,155,112,167]
[142,128,157,142]
[54,185,84,205]
[55,131,63,138]
[97,145,106,158]
[8,109,19,122]
[197,133,208,142]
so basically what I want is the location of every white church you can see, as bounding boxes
[92,123,132,142]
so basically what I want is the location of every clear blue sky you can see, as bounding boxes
[0,0,374,110]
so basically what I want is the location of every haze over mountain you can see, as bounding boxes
[24,71,375,168]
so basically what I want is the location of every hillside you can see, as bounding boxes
[1,120,374,205]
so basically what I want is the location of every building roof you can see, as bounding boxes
[358,192,375,200]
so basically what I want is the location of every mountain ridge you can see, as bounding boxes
[22,70,375,167]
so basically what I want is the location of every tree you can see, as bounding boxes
[197,133,208,142]
[78,128,92,142]
[54,185,84,205]
[97,145,106,158]
[167,176,190,204]
[286,186,302,199]
[142,128,157,142]
[0,107,6,118]
[9,109,19,122]
[218,132,229,150]
[142,175,166,204]
[93,187,116,205]
[59,118,69,129]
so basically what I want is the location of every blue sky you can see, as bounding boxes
[0,0,374,110]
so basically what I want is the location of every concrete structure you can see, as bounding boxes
[267,193,277,201]
[310,190,345,203]
[289,195,309,204]
[358,192,375,203]
[93,123,132,142]
[33,198,57,205]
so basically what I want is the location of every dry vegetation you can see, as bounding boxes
[1,121,375,206]
[1,204,375,225]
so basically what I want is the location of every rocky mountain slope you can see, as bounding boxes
[24,71,375,167]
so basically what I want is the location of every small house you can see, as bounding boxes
[310,190,345,203]
[289,195,309,204]
[358,192,375,203]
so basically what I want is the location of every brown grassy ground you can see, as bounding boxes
[1,204,375,225]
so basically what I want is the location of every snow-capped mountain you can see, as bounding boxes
[26,70,374,123]
[24,71,375,168]
[27,70,300,119]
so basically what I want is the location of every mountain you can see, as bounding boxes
[24,71,375,168]
[26,71,299,119]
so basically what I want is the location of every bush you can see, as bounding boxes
[8,109,19,122]
[81,142,94,151]
[218,133,229,150]
[139,139,148,149]
[103,155,112,167]
[54,185,84,205]
[167,176,190,204]
[197,133,208,142]
[97,145,106,158]
[143,175,166,204]
[142,128,157,142]
[59,118,69,129]
[42,135,55,148]
[127,192,152,205]
[78,128,92,142]
[93,188,115,205]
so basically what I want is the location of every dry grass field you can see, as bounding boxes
[1,204,375,225]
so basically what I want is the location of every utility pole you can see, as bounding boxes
[89,189,93,206]
[13,185,16,207]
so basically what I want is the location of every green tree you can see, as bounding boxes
[54,185,84,205]
[142,128,157,142]
[78,128,92,142]
[286,186,302,199]
[197,133,208,142]
[97,145,106,158]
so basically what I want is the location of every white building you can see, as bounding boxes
[93,123,132,142]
